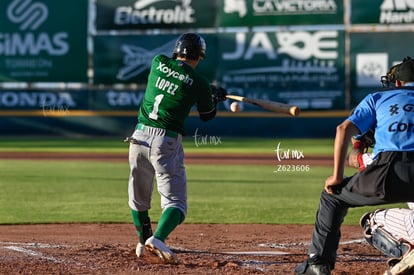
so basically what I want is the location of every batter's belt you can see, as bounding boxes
[137,123,180,138]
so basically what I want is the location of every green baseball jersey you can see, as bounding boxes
[138,54,214,135]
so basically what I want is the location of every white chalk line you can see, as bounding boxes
[171,246,289,272]
[5,246,39,256]
[257,238,366,249]
[0,241,67,263]
[0,238,369,272]
[0,241,68,248]
[340,238,366,245]
[172,246,289,256]
[220,251,289,255]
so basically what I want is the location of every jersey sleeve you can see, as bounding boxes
[348,94,377,134]
[196,79,215,114]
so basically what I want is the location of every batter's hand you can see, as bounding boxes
[211,85,227,103]
[325,176,342,194]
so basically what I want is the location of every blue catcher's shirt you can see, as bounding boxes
[349,83,414,158]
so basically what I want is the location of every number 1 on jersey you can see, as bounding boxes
[149,94,164,120]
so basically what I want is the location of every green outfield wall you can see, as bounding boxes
[0,0,413,137]
[0,111,345,138]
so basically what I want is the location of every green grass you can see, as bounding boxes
[0,137,333,155]
[0,137,127,153]
[0,157,405,225]
[0,160,130,224]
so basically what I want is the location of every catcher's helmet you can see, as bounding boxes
[381,56,414,87]
[172,33,206,60]
[396,56,414,82]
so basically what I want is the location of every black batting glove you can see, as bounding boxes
[211,85,227,104]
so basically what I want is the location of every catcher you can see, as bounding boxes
[347,57,404,171]
[295,56,414,275]
[348,58,414,275]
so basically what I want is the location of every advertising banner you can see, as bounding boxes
[0,0,88,82]
[92,89,145,110]
[219,0,344,27]
[351,0,414,24]
[216,30,346,110]
[0,89,146,113]
[94,30,346,110]
[0,89,88,112]
[96,0,216,30]
[350,32,414,106]
[93,34,218,85]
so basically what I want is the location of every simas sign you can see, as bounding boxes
[352,0,414,24]
[96,0,216,30]
[0,0,88,82]
[3,1,68,56]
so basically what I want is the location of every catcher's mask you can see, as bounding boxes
[381,56,413,87]
[381,64,399,87]
[172,33,206,61]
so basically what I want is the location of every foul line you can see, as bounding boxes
[172,246,289,256]
[257,238,366,249]
[0,242,65,263]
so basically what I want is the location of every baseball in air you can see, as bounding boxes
[230,102,241,112]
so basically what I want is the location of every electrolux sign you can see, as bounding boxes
[96,0,216,30]
[0,0,88,82]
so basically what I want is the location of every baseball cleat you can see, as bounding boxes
[136,242,145,257]
[135,216,153,258]
[145,236,178,264]
[295,257,331,275]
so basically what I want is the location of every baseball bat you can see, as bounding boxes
[226,95,300,117]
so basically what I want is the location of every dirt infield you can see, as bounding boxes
[0,152,391,274]
[0,224,388,275]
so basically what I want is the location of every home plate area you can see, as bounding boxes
[0,223,390,274]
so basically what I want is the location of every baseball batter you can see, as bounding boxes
[295,56,414,275]
[126,33,227,264]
